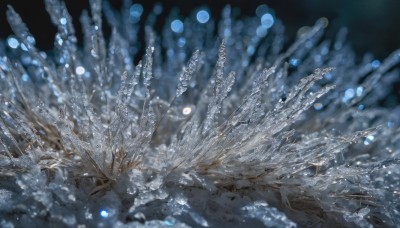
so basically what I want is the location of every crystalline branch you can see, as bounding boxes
[0,0,399,227]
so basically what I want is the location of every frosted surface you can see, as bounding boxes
[0,0,399,227]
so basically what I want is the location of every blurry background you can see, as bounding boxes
[1,0,400,106]
[1,0,399,60]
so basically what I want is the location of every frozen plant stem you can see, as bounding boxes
[0,0,399,227]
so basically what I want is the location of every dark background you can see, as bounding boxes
[0,0,399,60]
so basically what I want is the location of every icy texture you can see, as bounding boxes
[242,201,296,227]
[0,0,399,227]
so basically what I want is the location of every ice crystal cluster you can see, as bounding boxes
[0,0,399,227]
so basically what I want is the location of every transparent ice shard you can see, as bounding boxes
[176,50,200,97]
[242,201,296,227]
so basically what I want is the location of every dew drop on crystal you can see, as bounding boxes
[164,218,175,226]
[182,107,192,115]
[26,36,35,45]
[371,60,381,69]
[60,17,67,25]
[57,97,63,103]
[247,46,255,55]
[342,88,355,103]
[324,72,333,80]
[289,58,300,67]
[7,37,19,49]
[100,209,109,218]
[20,43,28,51]
[356,86,363,97]
[313,103,323,111]
[75,66,85,76]
[22,74,29,82]
[364,135,374,145]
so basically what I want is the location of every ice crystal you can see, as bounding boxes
[0,0,400,227]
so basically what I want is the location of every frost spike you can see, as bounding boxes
[214,40,226,96]
[176,50,200,97]
[203,71,236,134]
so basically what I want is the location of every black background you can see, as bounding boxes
[1,0,399,60]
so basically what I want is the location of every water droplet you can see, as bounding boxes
[261,13,274,28]
[164,218,175,226]
[196,10,210,24]
[324,72,333,80]
[57,97,63,103]
[56,36,63,46]
[60,17,67,25]
[171,19,184,33]
[182,107,192,116]
[22,74,29,82]
[68,194,76,201]
[91,49,98,58]
[371,60,380,69]
[356,86,363,97]
[26,36,35,45]
[247,46,255,55]
[100,209,109,218]
[364,135,374,145]
[75,66,85,76]
[357,104,364,111]
[7,37,19,49]
[313,103,323,111]
[342,88,355,103]
[20,43,28,51]
[40,52,47,59]
[289,58,300,67]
